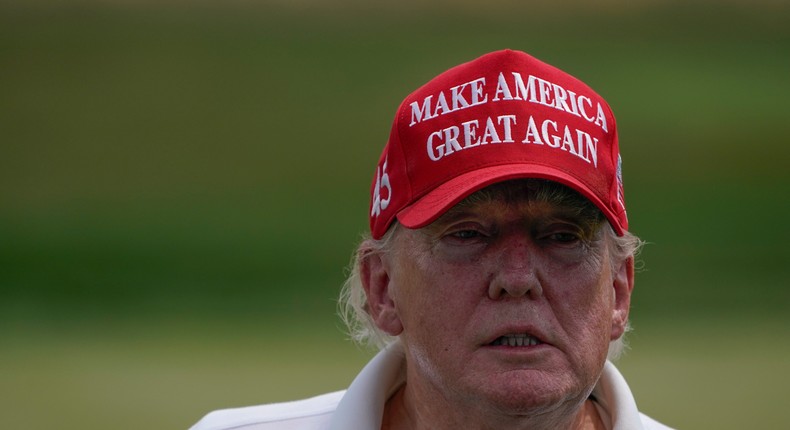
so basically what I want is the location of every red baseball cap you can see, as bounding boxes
[369,49,627,239]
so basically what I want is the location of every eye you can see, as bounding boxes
[451,229,483,240]
[547,231,580,243]
[538,223,586,248]
[439,222,491,246]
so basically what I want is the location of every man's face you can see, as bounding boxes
[367,181,633,415]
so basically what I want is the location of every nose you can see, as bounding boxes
[487,232,543,300]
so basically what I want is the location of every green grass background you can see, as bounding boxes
[1,1,788,429]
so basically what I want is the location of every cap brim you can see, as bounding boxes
[396,164,624,235]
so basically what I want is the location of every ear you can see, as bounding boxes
[610,256,635,341]
[360,250,403,336]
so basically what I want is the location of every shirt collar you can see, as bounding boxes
[329,342,405,430]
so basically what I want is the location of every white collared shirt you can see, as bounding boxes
[190,342,674,430]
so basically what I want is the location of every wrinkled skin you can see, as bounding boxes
[362,183,634,430]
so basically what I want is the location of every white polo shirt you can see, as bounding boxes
[190,342,674,430]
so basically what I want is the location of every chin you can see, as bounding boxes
[475,370,590,415]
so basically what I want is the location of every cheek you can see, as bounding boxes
[546,261,614,339]
[395,263,479,387]
[393,258,483,339]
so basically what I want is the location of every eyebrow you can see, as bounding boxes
[427,207,481,231]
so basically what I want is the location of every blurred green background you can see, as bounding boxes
[1,1,788,429]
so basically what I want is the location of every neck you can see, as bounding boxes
[382,384,605,430]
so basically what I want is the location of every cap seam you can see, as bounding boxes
[394,105,413,202]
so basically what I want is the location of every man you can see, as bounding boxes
[191,49,674,430]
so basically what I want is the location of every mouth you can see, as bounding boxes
[488,334,543,347]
